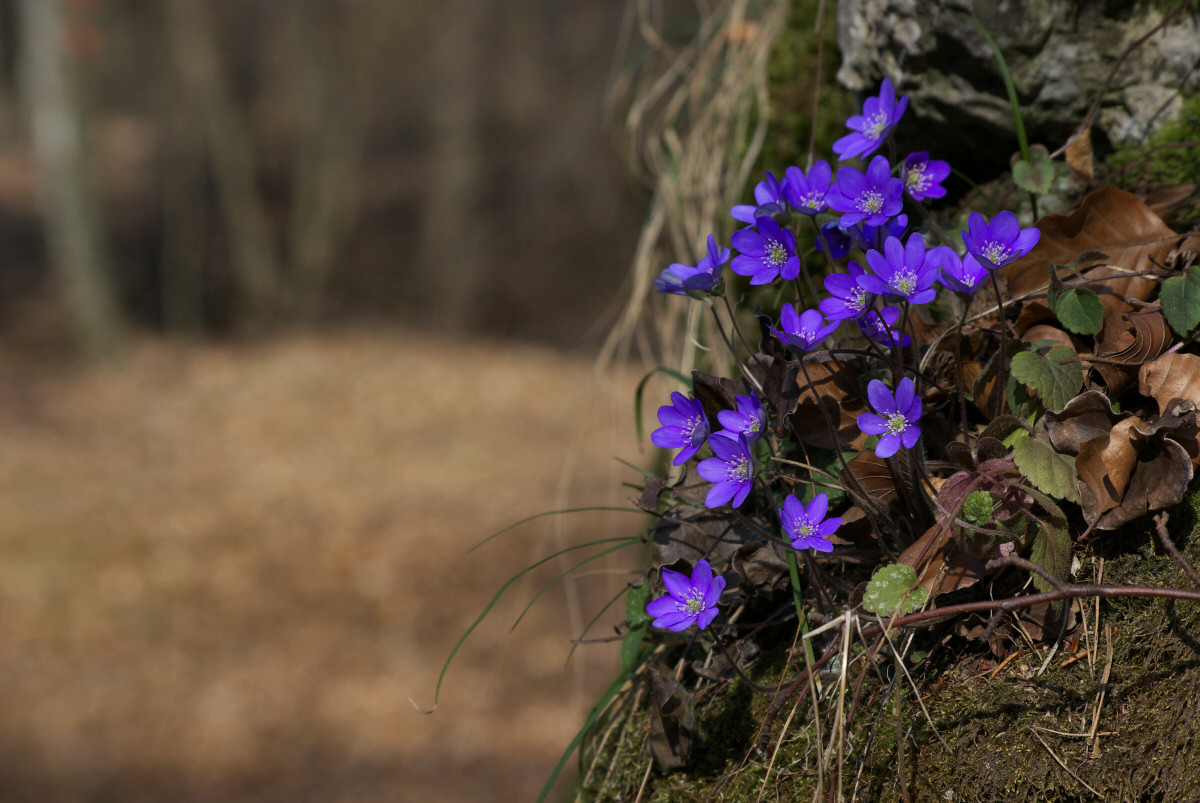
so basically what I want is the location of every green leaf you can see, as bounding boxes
[625,580,651,627]
[1054,287,1104,335]
[1029,523,1073,593]
[862,564,928,617]
[620,623,647,668]
[962,491,994,526]
[1011,436,1079,503]
[1010,346,1084,412]
[1012,147,1055,195]
[1160,265,1200,336]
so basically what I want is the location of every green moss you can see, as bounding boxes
[1108,92,1200,228]
[759,1,854,174]
[579,492,1200,801]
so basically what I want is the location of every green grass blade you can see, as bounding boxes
[968,14,1029,161]
[510,538,641,630]
[467,506,644,553]
[432,536,641,705]
[634,367,692,444]
[536,653,648,803]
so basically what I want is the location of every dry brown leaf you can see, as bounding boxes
[791,359,867,451]
[841,450,911,512]
[1044,390,1124,454]
[1085,437,1194,530]
[1139,352,1200,414]
[1065,125,1094,184]
[1075,416,1144,518]
[1003,185,1178,301]
[1143,183,1197,222]
[1091,304,1171,392]
[897,524,987,599]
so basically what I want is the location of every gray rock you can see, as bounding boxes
[836,0,1200,171]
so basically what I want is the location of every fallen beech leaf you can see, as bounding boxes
[1003,185,1178,302]
[648,664,698,771]
[1065,125,1094,184]
[1139,353,1200,414]
[1043,390,1124,453]
[790,358,867,450]
[1075,416,1144,516]
[1089,437,1193,530]
[1022,323,1077,353]
[1143,182,1197,222]
[1092,304,1171,392]
[842,450,910,512]
[898,523,987,599]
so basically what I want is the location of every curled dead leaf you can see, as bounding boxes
[791,358,867,451]
[1139,352,1200,415]
[1004,185,1179,302]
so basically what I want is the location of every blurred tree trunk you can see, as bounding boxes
[283,0,394,325]
[417,0,488,330]
[17,0,124,360]
[165,0,280,326]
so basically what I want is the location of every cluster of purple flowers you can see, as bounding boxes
[644,77,1045,633]
[651,390,766,511]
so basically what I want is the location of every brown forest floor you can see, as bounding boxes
[0,329,647,802]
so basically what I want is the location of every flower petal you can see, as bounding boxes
[660,567,693,600]
[867,379,897,415]
[857,412,888,435]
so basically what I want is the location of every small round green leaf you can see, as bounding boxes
[1053,287,1103,335]
[862,564,927,617]
[1160,265,1200,336]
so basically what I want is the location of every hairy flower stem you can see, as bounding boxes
[708,302,763,394]
[987,268,1010,408]
[953,296,973,442]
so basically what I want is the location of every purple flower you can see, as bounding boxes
[697,433,755,508]
[933,247,989,294]
[646,558,726,631]
[819,261,874,320]
[858,305,911,348]
[779,493,840,552]
[653,234,729,295]
[857,377,922,458]
[962,211,1042,271]
[731,171,787,224]
[858,234,940,305]
[731,216,801,285]
[717,393,766,445]
[651,392,710,466]
[851,213,909,252]
[815,221,852,260]
[783,161,833,215]
[826,156,904,228]
[832,78,909,162]
[901,152,950,202]
[767,303,840,353]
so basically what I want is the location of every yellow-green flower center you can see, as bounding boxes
[864,110,889,141]
[858,191,884,214]
[682,590,706,615]
[765,240,787,267]
[983,241,1012,265]
[885,412,910,436]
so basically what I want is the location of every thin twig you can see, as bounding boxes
[1154,511,1200,588]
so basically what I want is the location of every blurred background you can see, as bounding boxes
[0,0,658,800]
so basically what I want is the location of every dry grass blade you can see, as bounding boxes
[1087,623,1115,759]
[599,0,790,373]
[1028,726,1104,799]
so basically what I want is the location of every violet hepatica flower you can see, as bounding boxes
[859,234,940,305]
[697,433,755,508]
[815,221,852,260]
[783,160,833,215]
[654,234,729,295]
[731,171,787,224]
[851,213,909,252]
[858,305,911,348]
[901,152,950,202]
[651,391,710,466]
[857,377,922,458]
[826,155,904,228]
[832,78,909,162]
[646,558,726,631]
[779,493,840,552]
[933,247,989,294]
[819,261,874,321]
[731,216,801,284]
[717,393,766,445]
[768,303,840,353]
[962,210,1042,271]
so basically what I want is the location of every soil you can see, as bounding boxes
[0,329,649,802]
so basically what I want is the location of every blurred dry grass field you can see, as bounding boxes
[0,330,647,802]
